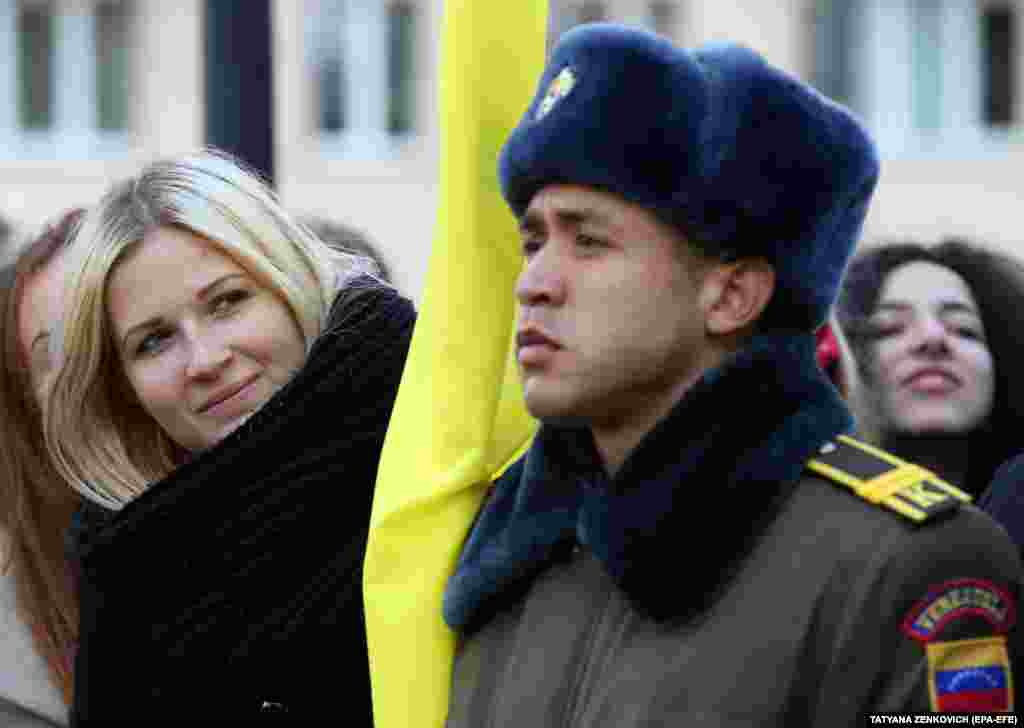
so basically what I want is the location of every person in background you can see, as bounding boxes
[43,149,415,723]
[0,209,88,726]
[300,216,394,284]
[814,321,846,396]
[980,452,1024,559]
[0,214,13,254]
[834,239,1024,498]
[442,24,1021,724]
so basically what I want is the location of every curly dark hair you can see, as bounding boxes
[835,238,1024,496]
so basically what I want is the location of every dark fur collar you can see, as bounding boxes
[444,332,852,633]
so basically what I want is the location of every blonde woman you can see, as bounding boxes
[45,149,415,723]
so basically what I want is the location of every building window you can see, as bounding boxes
[317,53,345,133]
[387,2,415,135]
[95,0,131,132]
[910,0,943,132]
[812,0,856,107]
[16,1,53,130]
[1,0,132,158]
[812,0,1019,156]
[982,5,1016,126]
[309,0,418,155]
[313,0,345,133]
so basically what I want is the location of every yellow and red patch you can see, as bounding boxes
[901,579,1015,643]
[926,636,1013,713]
[903,579,1016,713]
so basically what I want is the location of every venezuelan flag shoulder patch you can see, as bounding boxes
[927,636,1013,713]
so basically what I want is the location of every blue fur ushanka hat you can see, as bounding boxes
[499,23,881,330]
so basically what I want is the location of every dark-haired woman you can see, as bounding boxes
[835,238,1024,498]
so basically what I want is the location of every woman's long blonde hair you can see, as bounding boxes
[46,148,374,510]
[0,209,86,704]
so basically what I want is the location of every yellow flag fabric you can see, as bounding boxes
[363,3,547,727]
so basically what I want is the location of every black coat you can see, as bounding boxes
[70,283,415,725]
[980,453,1024,558]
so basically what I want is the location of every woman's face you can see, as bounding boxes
[17,251,67,407]
[106,226,306,452]
[867,260,995,435]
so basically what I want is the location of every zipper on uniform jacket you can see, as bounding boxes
[562,547,618,727]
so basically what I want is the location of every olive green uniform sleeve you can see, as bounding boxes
[819,505,1022,718]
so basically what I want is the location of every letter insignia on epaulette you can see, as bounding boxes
[806,435,971,524]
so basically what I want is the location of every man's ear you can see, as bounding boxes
[698,258,776,336]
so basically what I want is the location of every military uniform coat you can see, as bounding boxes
[443,333,1022,726]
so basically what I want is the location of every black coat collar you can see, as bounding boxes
[445,332,852,632]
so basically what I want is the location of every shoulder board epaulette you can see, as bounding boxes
[806,434,971,524]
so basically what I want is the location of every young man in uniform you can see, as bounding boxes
[442,23,1022,724]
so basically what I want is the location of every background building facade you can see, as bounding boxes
[2,0,1022,300]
